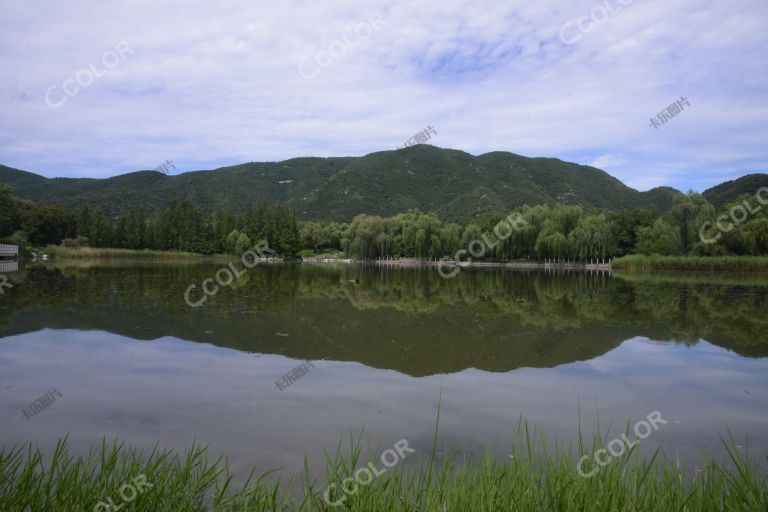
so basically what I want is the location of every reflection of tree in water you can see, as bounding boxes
[0,266,69,331]
[0,263,767,375]
[315,267,768,355]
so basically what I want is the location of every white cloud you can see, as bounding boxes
[0,0,766,191]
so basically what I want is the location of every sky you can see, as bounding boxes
[0,0,766,191]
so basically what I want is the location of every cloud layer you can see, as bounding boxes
[1,0,766,191]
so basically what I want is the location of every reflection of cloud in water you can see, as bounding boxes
[98,410,162,427]
[1,265,768,482]
[0,328,767,485]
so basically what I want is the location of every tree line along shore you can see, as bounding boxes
[2,184,768,271]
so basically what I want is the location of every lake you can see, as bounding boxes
[1,262,767,482]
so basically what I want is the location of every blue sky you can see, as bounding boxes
[0,0,766,191]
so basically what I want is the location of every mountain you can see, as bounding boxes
[0,146,682,221]
[703,173,768,207]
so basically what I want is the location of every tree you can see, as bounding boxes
[22,205,73,245]
[0,184,20,238]
[568,213,613,259]
[609,209,657,256]
[245,200,268,243]
[225,229,252,254]
[114,211,128,248]
[635,218,682,255]
[742,218,768,255]
[76,206,92,241]
[343,214,390,259]
[212,205,237,252]
[671,192,715,255]
[299,221,327,252]
[89,207,111,247]
[267,204,300,256]
[535,230,569,259]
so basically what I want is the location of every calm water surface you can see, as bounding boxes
[1,262,767,480]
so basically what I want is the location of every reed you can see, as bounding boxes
[612,255,768,273]
[1,423,765,511]
[45,246,212,259]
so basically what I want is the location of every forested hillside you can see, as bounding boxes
[0,146,682,221]
[2,146,766,261]
[703,174,768,207]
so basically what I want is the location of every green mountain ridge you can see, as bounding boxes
[703,173,768,207]
[0,145,754,221]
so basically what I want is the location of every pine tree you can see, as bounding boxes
[76,206,92,241]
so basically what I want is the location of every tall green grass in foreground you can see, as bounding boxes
[1,425,766,511]
[613,254,768,273]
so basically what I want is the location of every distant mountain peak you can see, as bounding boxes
[0,146,693,220]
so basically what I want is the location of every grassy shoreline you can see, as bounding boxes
[612,255,768,272]
[44,246,222,260]
[40,246,768,274]
[2,427,765,511]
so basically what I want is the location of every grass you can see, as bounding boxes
[612,255,768,273]
[1,422,766,511]
[45,246,216,260]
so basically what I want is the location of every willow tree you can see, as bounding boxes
[343,214,390,259]
[535,230,569,259]
[742,218,768,255]
[568,213,613,259]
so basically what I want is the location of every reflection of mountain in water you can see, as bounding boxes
[0,263,767,376]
